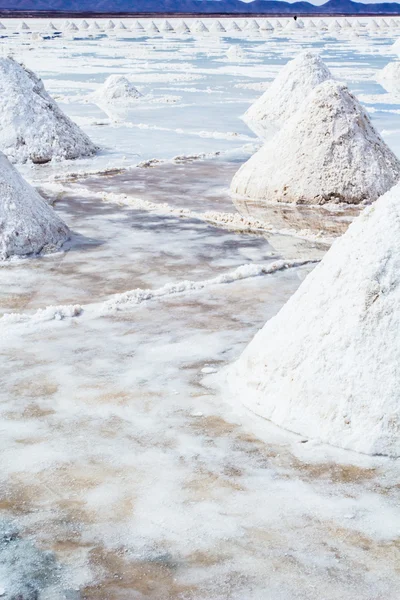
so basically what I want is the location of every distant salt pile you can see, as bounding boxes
[274,20,283,29]
[89,21,101,32]
[0,22,6,31]
[210,20,226,33]
[244,52,332,137]
[117,21,128,31]
[260,20,274,32]
[176,20,190,33]
[0,58,97,164]
[131,20,145,32]
[147,21,160,33]
[79,19,89,30]
[367,20,379,33]
[229,21,242,32]
[67,22,79,32]
[0,152,69,259]
[192,20,209,33]
[233,80,400,205]
[106,20,115,30]
[161,20,174,33]
[48,22,58,31]
[19,21,30,32]
[285,19,301,31]
[247,19,260,31]
[225,184,400,457]
[378,60,400,95]
[93,74,142,104]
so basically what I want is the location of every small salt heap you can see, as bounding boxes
[244,52,332,137]
[147,21,160,33]
[0,58,97,164]
[224,183,400,457]
[131,20,145,33]
[93,74,142,104]
[0,151,69,259]
[229,21,242,32]
[210,20,226,33]
[176,20,191,34]
[233,80,400,205]
[226,45,246,61]
[192,20,209,33]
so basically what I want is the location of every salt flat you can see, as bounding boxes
[0,19,400,599]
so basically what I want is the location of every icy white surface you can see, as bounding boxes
[232,80,400,204]
[0,57,97,164]
[0,152,69,259]
[224,185,400,456]
[244,52,333,137]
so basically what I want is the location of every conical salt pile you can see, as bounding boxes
[19,21,30,31]
[244,52,332,137]
[0,22,6,30]
[0,151,69,259]
[89,21,101,31]
[229,21,241,32]
[147,21,160,33]
[131,20,145,32]
[161,20,174,32]
[176,20,190,33]
[247,19,260,31]
[0,58,97,164]
[106,20,115,30]
[260,20,274,31]
[210,20,226,33]
[378,60,400,94]
[225,184,400,457]
[117,21,127,30]
[192,20,209,33]
[93,75,142,104]
[79,20,89,30]
[233,80,400,205]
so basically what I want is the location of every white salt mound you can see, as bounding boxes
[226,45,246,61]
[378,61,400,94]
[244,52,332,137]
[0,151,69,259]
[233,80,400,205]
[225,185,400,457]
[93,75,142,104]
[0,58,97,164]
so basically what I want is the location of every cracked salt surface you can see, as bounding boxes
[1,23,400,599]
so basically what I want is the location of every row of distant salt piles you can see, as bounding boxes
[221,52,400,458]
[4,17,400,38]
[0,58,97,259]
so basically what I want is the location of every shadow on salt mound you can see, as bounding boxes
[0,57,97,165]
[0,152,69,259]
[377,60,400,95]
[220,183,400,457]
[232,80,400,206]
[243,51,333,139]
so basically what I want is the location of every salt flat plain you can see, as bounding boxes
[0,19,400,599]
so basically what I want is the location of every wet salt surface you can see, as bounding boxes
[0,24,400,599]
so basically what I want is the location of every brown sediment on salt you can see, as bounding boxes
[232,80,400,205]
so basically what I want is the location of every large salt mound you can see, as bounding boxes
[92,74,142,104]
[378,61,400,94]
[225,185,400,457]
[244,52,332,137]
[0,152,69,259]
[232,80,400,205]
[0,58,97,164]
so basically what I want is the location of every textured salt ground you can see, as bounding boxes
[1,271,400,599]
[0,192,278,314]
